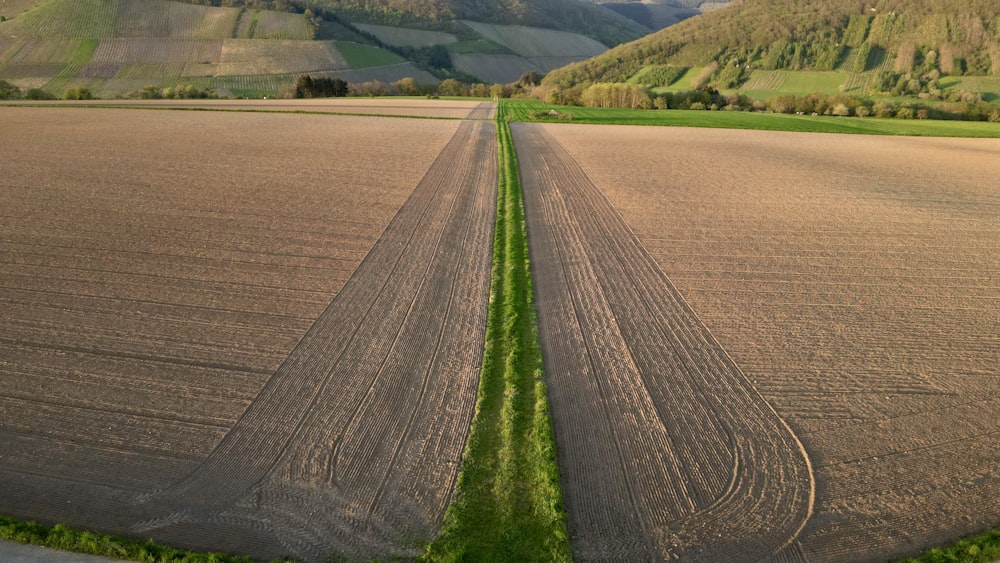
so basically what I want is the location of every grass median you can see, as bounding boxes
[424,102,571,562]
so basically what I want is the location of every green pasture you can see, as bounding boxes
[504,99,1000,137]
[334,41,402,68]
[736,70,851,99]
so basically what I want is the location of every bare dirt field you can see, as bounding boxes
[515,122,999,562]
[7,98,493,119]
[0,102,496,561]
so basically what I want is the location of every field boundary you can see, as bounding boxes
[424,102,570,562]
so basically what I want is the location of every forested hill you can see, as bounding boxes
[178,0,647,46]
[542,0,1000,87]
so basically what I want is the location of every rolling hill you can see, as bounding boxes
[542,0,1000,102]
[0,0,643,96]
[589,0,731,32]
[0,0,436,97]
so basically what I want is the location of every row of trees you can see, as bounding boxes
[764,92,1000,121]
[0,80,57,100]
[532,77,1000,122]
[294,75,348,98]
[139,84,218,99]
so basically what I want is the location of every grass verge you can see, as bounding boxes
[0,515,286,562]
[899,529,1000,563]
[503,98,1000,137]
[423,102,571,562]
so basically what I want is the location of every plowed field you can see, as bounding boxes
[0,101,496,561]
[515,122,999,562]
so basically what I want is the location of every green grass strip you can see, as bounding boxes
[503,98,1000,138]
[0,514,289,562]
[899,529,1000,563]
[423,102,571,562]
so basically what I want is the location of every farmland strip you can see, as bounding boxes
[514,123,814,562]
[130,105,496,561]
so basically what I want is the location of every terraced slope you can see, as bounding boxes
[0,0,427,97]
[0,101,496,562]
[514,123,814,562]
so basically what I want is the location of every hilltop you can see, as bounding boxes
[542,0,1000,104]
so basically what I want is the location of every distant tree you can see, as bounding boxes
[63,87,94,100]
[294,75,347,98]
[350,80,389,96]
[489,83,506,99]
[765,94,797,113]
[0,79,21,100]
[393,77,420,96]
[469,83,490,98]
[516,71,540,88]
[436,78,466,97]
[23,88,54,100]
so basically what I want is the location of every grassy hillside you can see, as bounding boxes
[0,0,631,96]
[0,0,436,97]
[542,0,1000,103]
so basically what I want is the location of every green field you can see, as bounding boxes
[334,41,402,68]
[653,65,705,92]
[504,99,1000,137]
[736,70,852,99]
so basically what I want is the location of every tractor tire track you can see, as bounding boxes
[131,104,496,560]
[514,123,813,562]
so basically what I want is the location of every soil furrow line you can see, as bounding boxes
[132,119,461,516]
[125,112,495,561]
[514,122,814,562]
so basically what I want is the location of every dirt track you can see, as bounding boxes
[0,102,495,561]
[514,123,814,562]
[523,122,999,562]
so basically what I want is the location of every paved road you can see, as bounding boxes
[0,541,120,562]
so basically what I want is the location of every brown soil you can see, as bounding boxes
[514,123,813,562]
[6,98,497,119]
[0,103,496,561]
[519,122,999,562]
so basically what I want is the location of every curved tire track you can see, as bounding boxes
[131,104,496,560]
[514,123,813,562]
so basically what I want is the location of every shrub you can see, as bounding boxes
[0,79,20,100]
[63,88,94,100]
[23,88,54,100]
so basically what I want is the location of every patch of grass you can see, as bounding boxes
[628,64,688,87]
[423,102,571,562]
[652,65,704,92]
[0,514,288,562]
[334,41,402,68]
[900,529,1000,563]
[68,37,98,66]
[503,99,1000,137]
